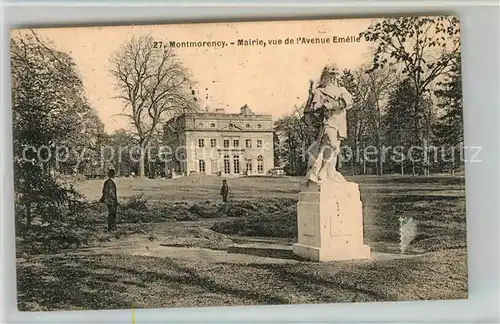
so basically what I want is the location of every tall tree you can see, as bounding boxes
[110,35,199,177]
[144,127,167,178]
[384,78,415,175]
[363,66,399,175]
[384,78,431,175]
[99,129,138,177]
[361,16,461,174]
[339,69,366,175]
[433,52,463,174]
[340,67,398,175]
[11,31,91,233]
[60,107,106,175]
[274,106,308,176]
[273,131,283,168]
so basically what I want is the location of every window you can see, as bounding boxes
[198,123,204,127]
[257,140,263,148]
[211,123,216,127]
[224,155,231,174]
[246,160,252,173]
[210,139,217,147]
[224,139,230,148]
[257,124,262,128]
[198,139,205,148]
[246,139,252,148]
[246,124,251,128]
[233,155,240,174]
[233,139,239,148]
[257,155,264,173]
[199,160,206,173]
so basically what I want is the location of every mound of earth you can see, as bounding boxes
[161,226,234,250]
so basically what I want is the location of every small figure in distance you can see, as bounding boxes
[100,169,118,231]
[220,179,229,203]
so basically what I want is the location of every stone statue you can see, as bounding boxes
[303,65,353,184]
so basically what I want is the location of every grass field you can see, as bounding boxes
[16,175,468,311]
[75,174,465,202]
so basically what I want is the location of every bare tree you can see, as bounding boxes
[364,66,399,175]
[110,35,198,177]
[340,66,400,175]
[341,68,373,175]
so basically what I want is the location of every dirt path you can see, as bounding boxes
[62,220,424,266]
[16,221,467,311]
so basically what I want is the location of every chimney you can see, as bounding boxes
[240,104,251,115]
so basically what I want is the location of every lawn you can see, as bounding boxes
[16,175,467,311]
[75,174,465,202]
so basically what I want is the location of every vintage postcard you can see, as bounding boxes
[11,16,466,311]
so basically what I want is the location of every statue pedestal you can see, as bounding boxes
[292,180,371,262]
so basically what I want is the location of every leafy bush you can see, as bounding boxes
[121,193,148,211]
[211,198,297,238]
[16,192,299,255]
[17,200,103,254]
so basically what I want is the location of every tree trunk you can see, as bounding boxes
[374,112,383,175]
[378,143,384,175]
[400,164,404,175]
[412,92,424,176]
[352,139,358,176]
[423,142,429,176]
[139,141,147,177]
[139,157,145,177]
[362,145,366,174]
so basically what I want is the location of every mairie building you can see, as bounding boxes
[163,105,274,177]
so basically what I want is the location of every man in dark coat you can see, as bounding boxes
[220,179,229,203]
[100,169,118,231]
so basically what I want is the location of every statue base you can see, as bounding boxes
[292,180,371,262]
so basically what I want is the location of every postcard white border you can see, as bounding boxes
[1,1,499,323]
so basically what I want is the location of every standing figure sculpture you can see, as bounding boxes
[303,65,354,183]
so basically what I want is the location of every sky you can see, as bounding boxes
[13,18,376,134]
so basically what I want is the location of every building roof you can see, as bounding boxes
[165,105,273,126]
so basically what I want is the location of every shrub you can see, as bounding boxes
[121,193,148,211]
[17,200,103,254]
[211,198,297,238]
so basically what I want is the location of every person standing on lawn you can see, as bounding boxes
[100,169,118,231]
[220,179,229,203]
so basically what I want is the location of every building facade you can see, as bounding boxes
[163,106,274,177]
